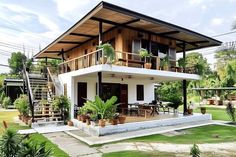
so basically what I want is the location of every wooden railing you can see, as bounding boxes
[58,49,197,74]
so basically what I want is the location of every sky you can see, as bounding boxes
[0,0,236,73]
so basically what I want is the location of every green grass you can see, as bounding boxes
[0,110,69,157]
[102,151,178,157]
[126,125,236,144]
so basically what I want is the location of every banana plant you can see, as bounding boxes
[84,95,118,120]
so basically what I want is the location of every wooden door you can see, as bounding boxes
[77,82,87,107]
[120,84,128,109]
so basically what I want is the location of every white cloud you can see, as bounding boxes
[53,0,94,21]
[211,18,223,26]
[189,0,204,5]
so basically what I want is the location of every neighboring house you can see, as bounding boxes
[34,1,221,119]
[4,79,24,102]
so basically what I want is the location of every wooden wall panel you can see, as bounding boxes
[66,27,176,60]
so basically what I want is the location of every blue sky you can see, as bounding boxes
[0,0,236,72]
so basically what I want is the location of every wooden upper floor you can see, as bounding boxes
[34,1,221,74]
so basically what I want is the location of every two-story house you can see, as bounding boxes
[34,1,221,120]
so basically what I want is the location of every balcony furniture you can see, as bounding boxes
[128,103,139,116]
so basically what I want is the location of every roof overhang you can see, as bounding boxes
[34,1,222,59]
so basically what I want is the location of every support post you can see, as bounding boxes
[182,42,187,115]
[97,72,102,97]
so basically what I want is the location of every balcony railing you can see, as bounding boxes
[58,49,198,74]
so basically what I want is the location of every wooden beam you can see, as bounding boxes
[157,31,180,35]
[44,51,61,54]
[69,33,96,38]
[58,41,82,44]
[123,18,140,25]
[189,40,210,44]
[90,17,198,47]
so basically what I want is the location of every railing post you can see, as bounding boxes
[101,49,104,64]
[126,53,128,66]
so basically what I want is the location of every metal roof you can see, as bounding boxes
[34,1,222,59]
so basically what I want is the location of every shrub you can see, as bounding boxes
[52,95,71,122]
[226,101,236,123]
[0,129,52,157]
[2,97,11,109]
[0,92,6,105]
[14,95,29,116]
[190,143,200,157]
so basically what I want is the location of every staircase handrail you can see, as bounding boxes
[23,64,34,122]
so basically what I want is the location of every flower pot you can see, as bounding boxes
[81,115,87,123]
[200,107,206,114]
[86,119,90,125]
[67,120,73,126]
[144,63,152,69]
[217,100,223,106]
[118,116,126,124]
[187,109,193,115]
[111,119,118,125]
[18,115,22,120]
[163,65,169,71]
[77,115,82,121]
[99,119,106,127]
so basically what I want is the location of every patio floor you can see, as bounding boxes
[124,112,181,123]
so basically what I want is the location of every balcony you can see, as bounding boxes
[58,49,198,75]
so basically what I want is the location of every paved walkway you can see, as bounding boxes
[44,131,236,157]
[66,120,214,145]
[43,132,102,157]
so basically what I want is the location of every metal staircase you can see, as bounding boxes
[23,65,64,127]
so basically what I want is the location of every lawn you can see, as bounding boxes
[126,125,236,144]
[0,110,69,157]
[102,151,178,157]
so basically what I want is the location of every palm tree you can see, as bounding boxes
[0,129,22,157]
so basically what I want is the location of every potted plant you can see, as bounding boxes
[97,43,115,64]
[200,107,206,114]
[187,102,194,115]
[111,113,119,125]
[177,58,185,72]
[83,95,118,128]
[167,93,182,114]
[139,48,152,69]
[14,95,29,123]
[67,120,73,126]
[90,114,98,126]
[52,95,71,124]
[160,56,169,71]
[118,114,126,124]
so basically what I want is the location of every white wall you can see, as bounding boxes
[73,75,155,105]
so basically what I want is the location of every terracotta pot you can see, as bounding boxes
[208,99,214,105]
[200,107,206,114]
[144,63,152,69]
[86,119,90,125]
[118,116,126,124]
[187,109,193,115]
[67,121,73,126]
[111,119,118,125]
[18,115,22,120]
[81,115,87,123]
[99,119,106,127]
[217,100,223,106]
[77,115,82,121]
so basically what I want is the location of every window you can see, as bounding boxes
[137,85,144,101]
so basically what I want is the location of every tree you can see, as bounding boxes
[8,52,27,75]
[215,46,236,86]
